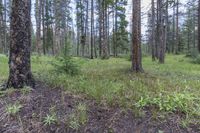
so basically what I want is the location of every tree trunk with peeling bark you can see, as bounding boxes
[7,0,35,89]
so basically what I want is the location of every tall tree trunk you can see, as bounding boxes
[165,0,169,53]
[41,0,46,55]
[151,0,156,61]
[3,0,7,54]
[35,0,42,54]
[80,0,85,56]
[99,0,103,57]
[0,0,3,53]
[158,0,165,63]
[107,8,110,56]
[91,0,94,59]
[172,1,175,53]
[131,0,143,72]
[193,11,196,49]
[198,0,200,52]
[7,0,35,89]
[83,0,89,57]
[114,0,118,57]
[101,0,109,59]
[176,0,179,54]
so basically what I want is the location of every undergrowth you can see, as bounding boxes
[1,54,200,126]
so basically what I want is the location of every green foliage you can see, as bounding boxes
[0,54,8,81]
[6,103,23,116]
[51,56,79,76]
[136,92,197,114]
[20,86,33,95]
[1,55,200,126]
[76,103,87,125]
[69,113,80,130]
[192,55,200,64]
[43,106,58,125]
[43,113,58,126]
[190,48,199,59]
[69,103,88,130]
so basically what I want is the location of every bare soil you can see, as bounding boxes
[0,82,199,133]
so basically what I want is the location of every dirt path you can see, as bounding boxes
[0,82,199,133]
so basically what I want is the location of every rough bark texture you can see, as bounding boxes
[7,0,35,89]
[0,0,3,53]
[176,0,179,54]
[158,0,165,63]
[91,0,94,59]
[151,0,156,61]
[198,0,200,52]
[131,0,143,72]
[102,2,109,59]
[35,0,42,54]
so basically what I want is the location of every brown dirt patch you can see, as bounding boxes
[0,82,199,133]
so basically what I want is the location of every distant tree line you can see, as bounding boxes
[146,0,200,63]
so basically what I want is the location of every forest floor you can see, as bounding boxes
[0,54,200,133]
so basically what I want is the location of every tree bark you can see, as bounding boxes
[198,0,200,52]
[176,0,179,54]
[7,0,35,89]
[158,0,165,63]
[0,0,3,53]
[151,0,156,61]
[131,0,143,72]
[35,0,42,54]
[91,0,94,59]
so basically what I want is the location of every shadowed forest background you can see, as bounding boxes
[0,0,200,132]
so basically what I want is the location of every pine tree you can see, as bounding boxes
[7,0,35,88]
[131,0,143,72]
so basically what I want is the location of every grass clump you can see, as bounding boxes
[43,106,58,126]
[68,103,88,130]
[43,113,58,126]
[1,54,200,126]
[136,92,198,114]
[6,103,23,116]
[192,56,200,64]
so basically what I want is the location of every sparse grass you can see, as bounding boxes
[68,103,88,130]
[6,103,23,116]
[43,106,58,126]
[0,54,8,82]
[43,113,58,126]
[1,54,200,126]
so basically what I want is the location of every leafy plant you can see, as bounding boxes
[76,103,87,125]
[52,56,79,76]
[43,113,57,126]
[135,92,196,114]
[68,103,88,130]
[190,48,199,59]
[20,86,33,95]
[192,55,200,64]
[6,103,23,116]
[69,114,80,130]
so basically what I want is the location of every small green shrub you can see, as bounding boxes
[135,92,196,114]
[52,56,79,76]
[190,48,199,59]
[68,103,88,130]
[76,103,87,125]
[192,56,200,64]
[69,114,80,130]
[6,103,23,116]
[43,113,57,125]
[20,86,33,95]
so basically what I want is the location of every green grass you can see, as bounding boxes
[1,54,200,126]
